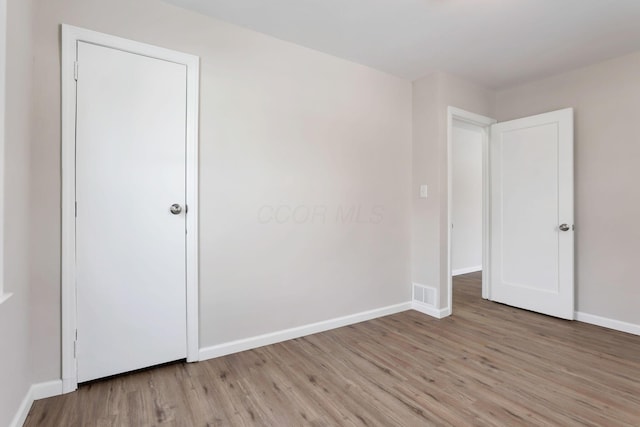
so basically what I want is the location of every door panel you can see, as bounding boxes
[490,109,574,319]
[76,42,188,382]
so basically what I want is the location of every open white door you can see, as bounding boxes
[490,108,574,319]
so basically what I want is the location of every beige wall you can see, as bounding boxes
[412,72,494,308]
[496,51,640,325]
[0,0,35,424]
[30,0,412,382]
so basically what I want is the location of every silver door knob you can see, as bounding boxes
[559,224,570,231]
[170,204,182,215]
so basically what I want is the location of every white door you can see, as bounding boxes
[75,41,188,382]
[490,108,574,319]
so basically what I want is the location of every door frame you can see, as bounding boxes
[61,24,200,393]
[446,107,496,313]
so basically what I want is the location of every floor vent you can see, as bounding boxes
[413,283,437,306]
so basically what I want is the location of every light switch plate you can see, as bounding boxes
[420,184,428,199]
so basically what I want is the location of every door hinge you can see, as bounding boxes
[74,329,78,358]
[74,61,79,81]
[75,201,78,217]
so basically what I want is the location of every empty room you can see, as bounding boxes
[1,0,640,425]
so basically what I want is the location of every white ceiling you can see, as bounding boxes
[164,0,640,88]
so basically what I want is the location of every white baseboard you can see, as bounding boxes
[199,302,412,361]
[452,265,482,276]
[411,301,451,319]
[9,380,63,427]
[0,291,13,305]
[9,388,32,427]
[31,380,63,400]
[575,311,640,336]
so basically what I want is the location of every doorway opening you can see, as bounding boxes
[446,107,495,313]
[451,119,484,306]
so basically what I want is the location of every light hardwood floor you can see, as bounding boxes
[26,272,640,426]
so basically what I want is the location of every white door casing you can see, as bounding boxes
[61,25,200,391]
[489,108,574,319]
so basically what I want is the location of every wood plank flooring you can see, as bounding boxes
[26,272,640,426]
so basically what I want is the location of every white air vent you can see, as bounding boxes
[413,283,437,306]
